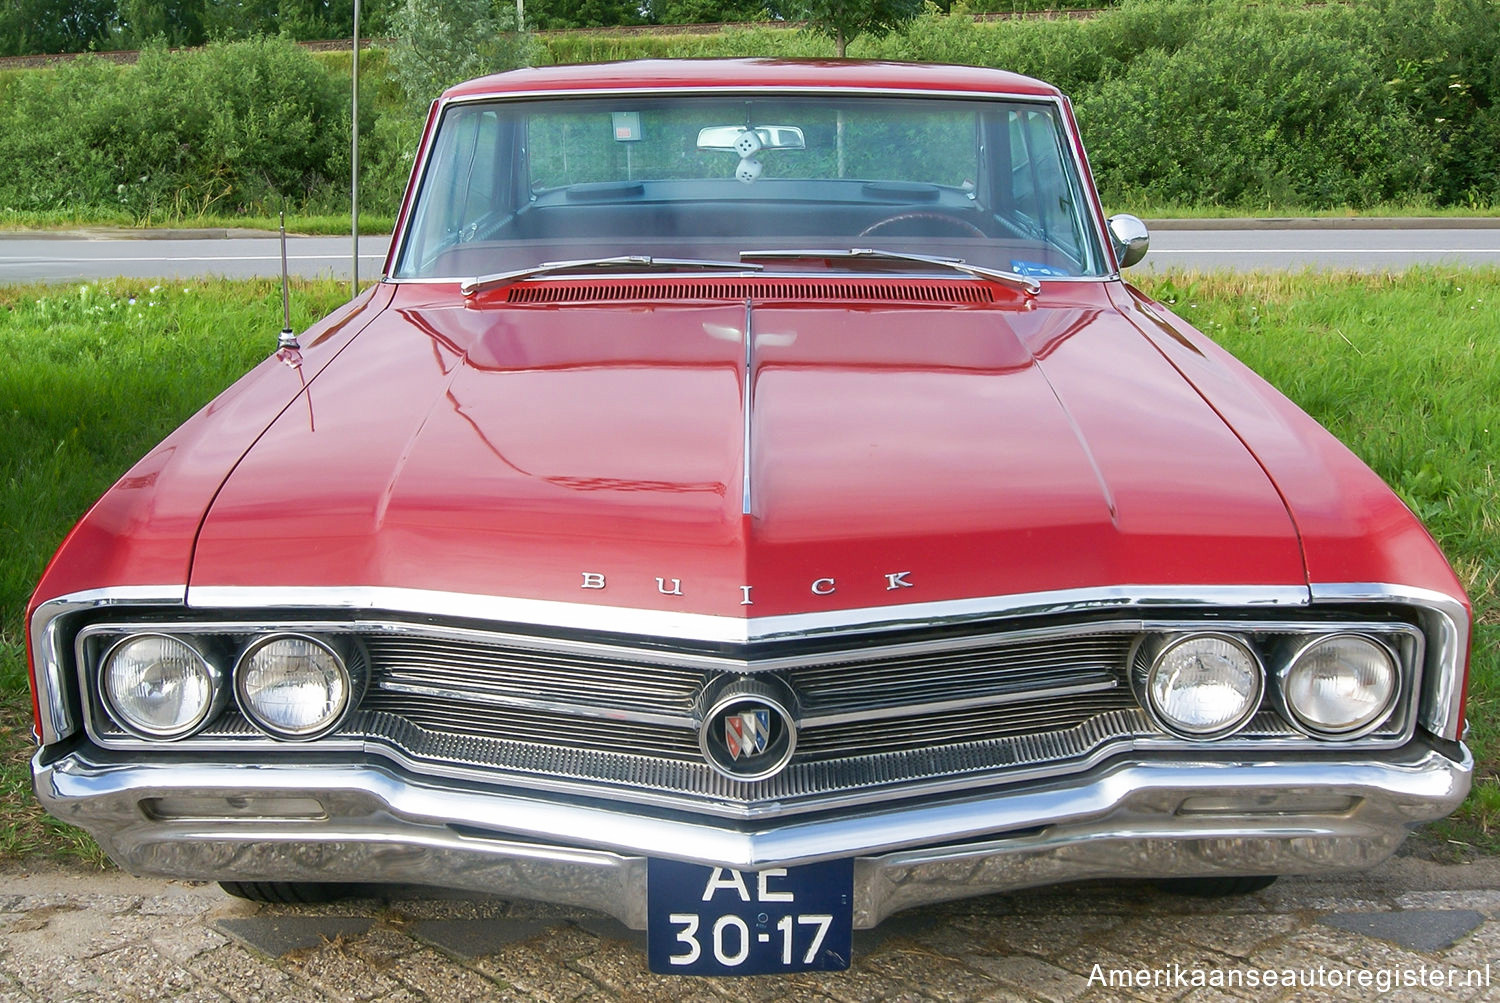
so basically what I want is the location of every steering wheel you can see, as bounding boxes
[858,212,987,239]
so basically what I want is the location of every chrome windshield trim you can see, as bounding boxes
[29,587,186,745]
[1310,583,1470,742]
[184,584,1314,646]
[389,87,1110,283]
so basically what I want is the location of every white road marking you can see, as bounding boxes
[0,254,388,262]
[1153,248,1500,254]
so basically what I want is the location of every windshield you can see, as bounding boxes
[392,93,1109,281]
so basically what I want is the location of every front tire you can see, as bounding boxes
[1156,875,1278,897]
[219,881,362,904]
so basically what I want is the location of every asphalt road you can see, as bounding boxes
[1,221,1499,283]
[1140,220,1500,272]
[0,233,390,283]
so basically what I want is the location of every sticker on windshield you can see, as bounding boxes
[1010,260,1072,277]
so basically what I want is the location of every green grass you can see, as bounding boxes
[1119,203,1500,221]
[1139,267,1500,853]
[5,204,1495,236]
[0,277,357,863]
[0,269,1495,862]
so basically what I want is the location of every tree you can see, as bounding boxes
[0,0,118,54]
[524,0,644,28]
[780,0,923,56]
[645,0,768,25]
[117,0,207,47]
[389,0,538,110]
[202,0,279,38]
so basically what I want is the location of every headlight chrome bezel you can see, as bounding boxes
[1273,632,1401,741]
[233,632,358,742]
[1137,631,1266,740]
[97,632,226,741]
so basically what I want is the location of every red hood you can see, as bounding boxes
[188,282,1306,618]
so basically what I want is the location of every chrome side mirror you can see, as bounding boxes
[1107,214,1150,269]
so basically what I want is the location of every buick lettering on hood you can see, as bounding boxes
[27,60,1471,975]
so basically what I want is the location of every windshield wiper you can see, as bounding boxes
[461,256,761,297]
[739,248,1041,296]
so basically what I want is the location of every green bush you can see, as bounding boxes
[1,0,1497,222]
[0,37,348,218]
[1074,2,1434,208]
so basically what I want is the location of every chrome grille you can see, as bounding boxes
[360,694,700,759]
[355,626,1143,781]
[79,614,1422,817]
[797,691,1141,758]
[791,632,1128,716]
[367,635,702,717]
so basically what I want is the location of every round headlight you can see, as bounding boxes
[1280,634,1397,737]
[101,633,221,739]
[235,634,352,740]
[1145,633,1263,739]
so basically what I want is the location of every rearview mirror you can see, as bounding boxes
[697,125,806,152]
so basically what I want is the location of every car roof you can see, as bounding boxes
[440,58,1064,101]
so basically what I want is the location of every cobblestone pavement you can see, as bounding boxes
[2,854,1499,1002]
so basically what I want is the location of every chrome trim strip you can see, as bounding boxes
[1309,584,1470,742]
[389,87,1112,284]
[742,299,754,516]
[42,583,1461,747]
[28,587,186,745]
[184,584,1313,645]
[35,740,1472,928]
[377,680,696,730]
[70,614,1138,675]
[799,678,1118,729]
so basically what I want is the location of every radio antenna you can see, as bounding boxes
[278,211,299,350]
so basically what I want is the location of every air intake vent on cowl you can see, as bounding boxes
[504,277,995,305]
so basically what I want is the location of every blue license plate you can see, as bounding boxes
[646,858,853,975]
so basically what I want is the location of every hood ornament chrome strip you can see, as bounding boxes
[742,300,755,516]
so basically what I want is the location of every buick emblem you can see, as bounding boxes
[724,709,770,760]
[698,678,798,782]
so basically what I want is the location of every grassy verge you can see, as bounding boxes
[4,206,1497,236]
[1121,204,1500,222]
[0,269,1495,863]
[0,277,356,863]
[0,210,397,236]
[1143,268,1500,854]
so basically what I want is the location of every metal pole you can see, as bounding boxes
[516,0,523,30]
[351,0,361,296]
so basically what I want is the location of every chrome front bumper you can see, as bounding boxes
[35,740,1471,929]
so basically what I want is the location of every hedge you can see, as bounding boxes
[0,0,1494,220]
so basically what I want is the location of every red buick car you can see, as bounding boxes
[28,59,1471,975]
